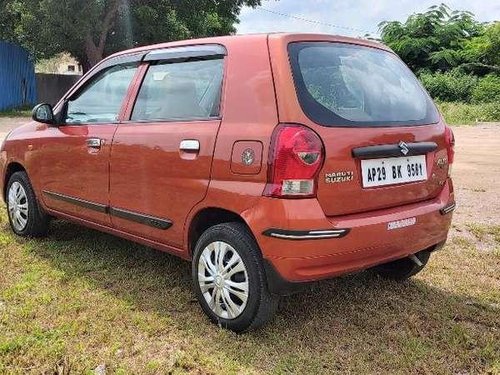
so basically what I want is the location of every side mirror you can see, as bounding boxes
[32,103,55,125]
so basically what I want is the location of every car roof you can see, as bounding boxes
[107,33,390,60]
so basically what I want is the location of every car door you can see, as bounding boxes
[109,45,226,248]
[39,63,139,226]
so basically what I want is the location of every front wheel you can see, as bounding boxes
[192,222,278,333]
[6,171,50,237]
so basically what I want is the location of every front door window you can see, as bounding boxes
[66,64,138,124]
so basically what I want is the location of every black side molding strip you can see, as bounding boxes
[43,191,108,213]
[109,207,172,230]
[43,191,172,230]
[440,202,456,215]
[352,142,438,159]
[262,228,350,240]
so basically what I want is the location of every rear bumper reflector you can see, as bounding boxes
[440,202,456,215]
[262,228,350,240]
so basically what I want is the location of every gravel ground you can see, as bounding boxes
[0,117,31,139]
[451,124,500,228]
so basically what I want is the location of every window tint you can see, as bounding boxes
[289,42,439,127]
[66,64,137,124]
[131,58,224,121]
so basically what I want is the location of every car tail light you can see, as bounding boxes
[445,126,455,176]
[263,124,324,198]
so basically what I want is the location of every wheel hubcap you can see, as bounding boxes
[198,241,249,320]
[8,181,29,231]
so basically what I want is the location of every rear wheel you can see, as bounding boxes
[192,222,278,333]
[6,171,50,237]
[374,250,431,281]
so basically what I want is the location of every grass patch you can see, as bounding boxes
[466,223,500,244]
[0,208,499,373]
[437,102,500,125]
[0,107,32,118]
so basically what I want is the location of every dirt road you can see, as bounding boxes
[0,117,30,140]
[0,117,498,228]
[452,124,500,228]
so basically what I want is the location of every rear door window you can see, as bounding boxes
[131,58,224,122]
[288,42,439,127]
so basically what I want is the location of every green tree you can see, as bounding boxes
[460,22,500,75]
[379,3,485,73]
[0,2,17,42]
[0,0,260,71]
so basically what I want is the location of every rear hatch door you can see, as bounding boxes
[315,126,448,216]
[269,35,449,216]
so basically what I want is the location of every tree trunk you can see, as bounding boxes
[80,58,92,74]
[82,0,124,72]
[84,34,104,70]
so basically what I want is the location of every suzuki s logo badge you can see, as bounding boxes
[399,141,410,156]
[241,148,255,166]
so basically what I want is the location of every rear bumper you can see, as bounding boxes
[262,240,446,295]
[242,179,454,293]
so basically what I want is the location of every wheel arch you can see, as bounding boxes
[187,207,257,257]
[3,161,27,200]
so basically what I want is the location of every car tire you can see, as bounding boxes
[192,222,279,333]
[374,250,431,281]
[6,171,50,237]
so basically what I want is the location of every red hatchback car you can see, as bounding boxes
[1,34,455,332]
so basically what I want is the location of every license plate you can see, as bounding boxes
[361,155,427,188]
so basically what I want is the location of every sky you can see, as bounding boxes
[237,0,500,38]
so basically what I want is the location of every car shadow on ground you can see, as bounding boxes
[16,219,498,372]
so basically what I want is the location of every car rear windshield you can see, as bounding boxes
[288,42,439,127]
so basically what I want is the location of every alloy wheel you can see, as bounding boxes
[197,241,249,320]
[8,181,29,231]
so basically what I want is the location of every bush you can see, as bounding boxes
[437,101,500,125]
[472,74,500,103]
[419,70,478,102]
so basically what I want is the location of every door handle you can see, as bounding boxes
[87,138,103,149]
[179,140,200,152]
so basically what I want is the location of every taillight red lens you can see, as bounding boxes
[445,126,455,164]
[264,124,324,198]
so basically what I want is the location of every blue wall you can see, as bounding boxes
[0,42,37,111]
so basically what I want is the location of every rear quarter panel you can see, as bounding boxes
[184,35,279,246]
